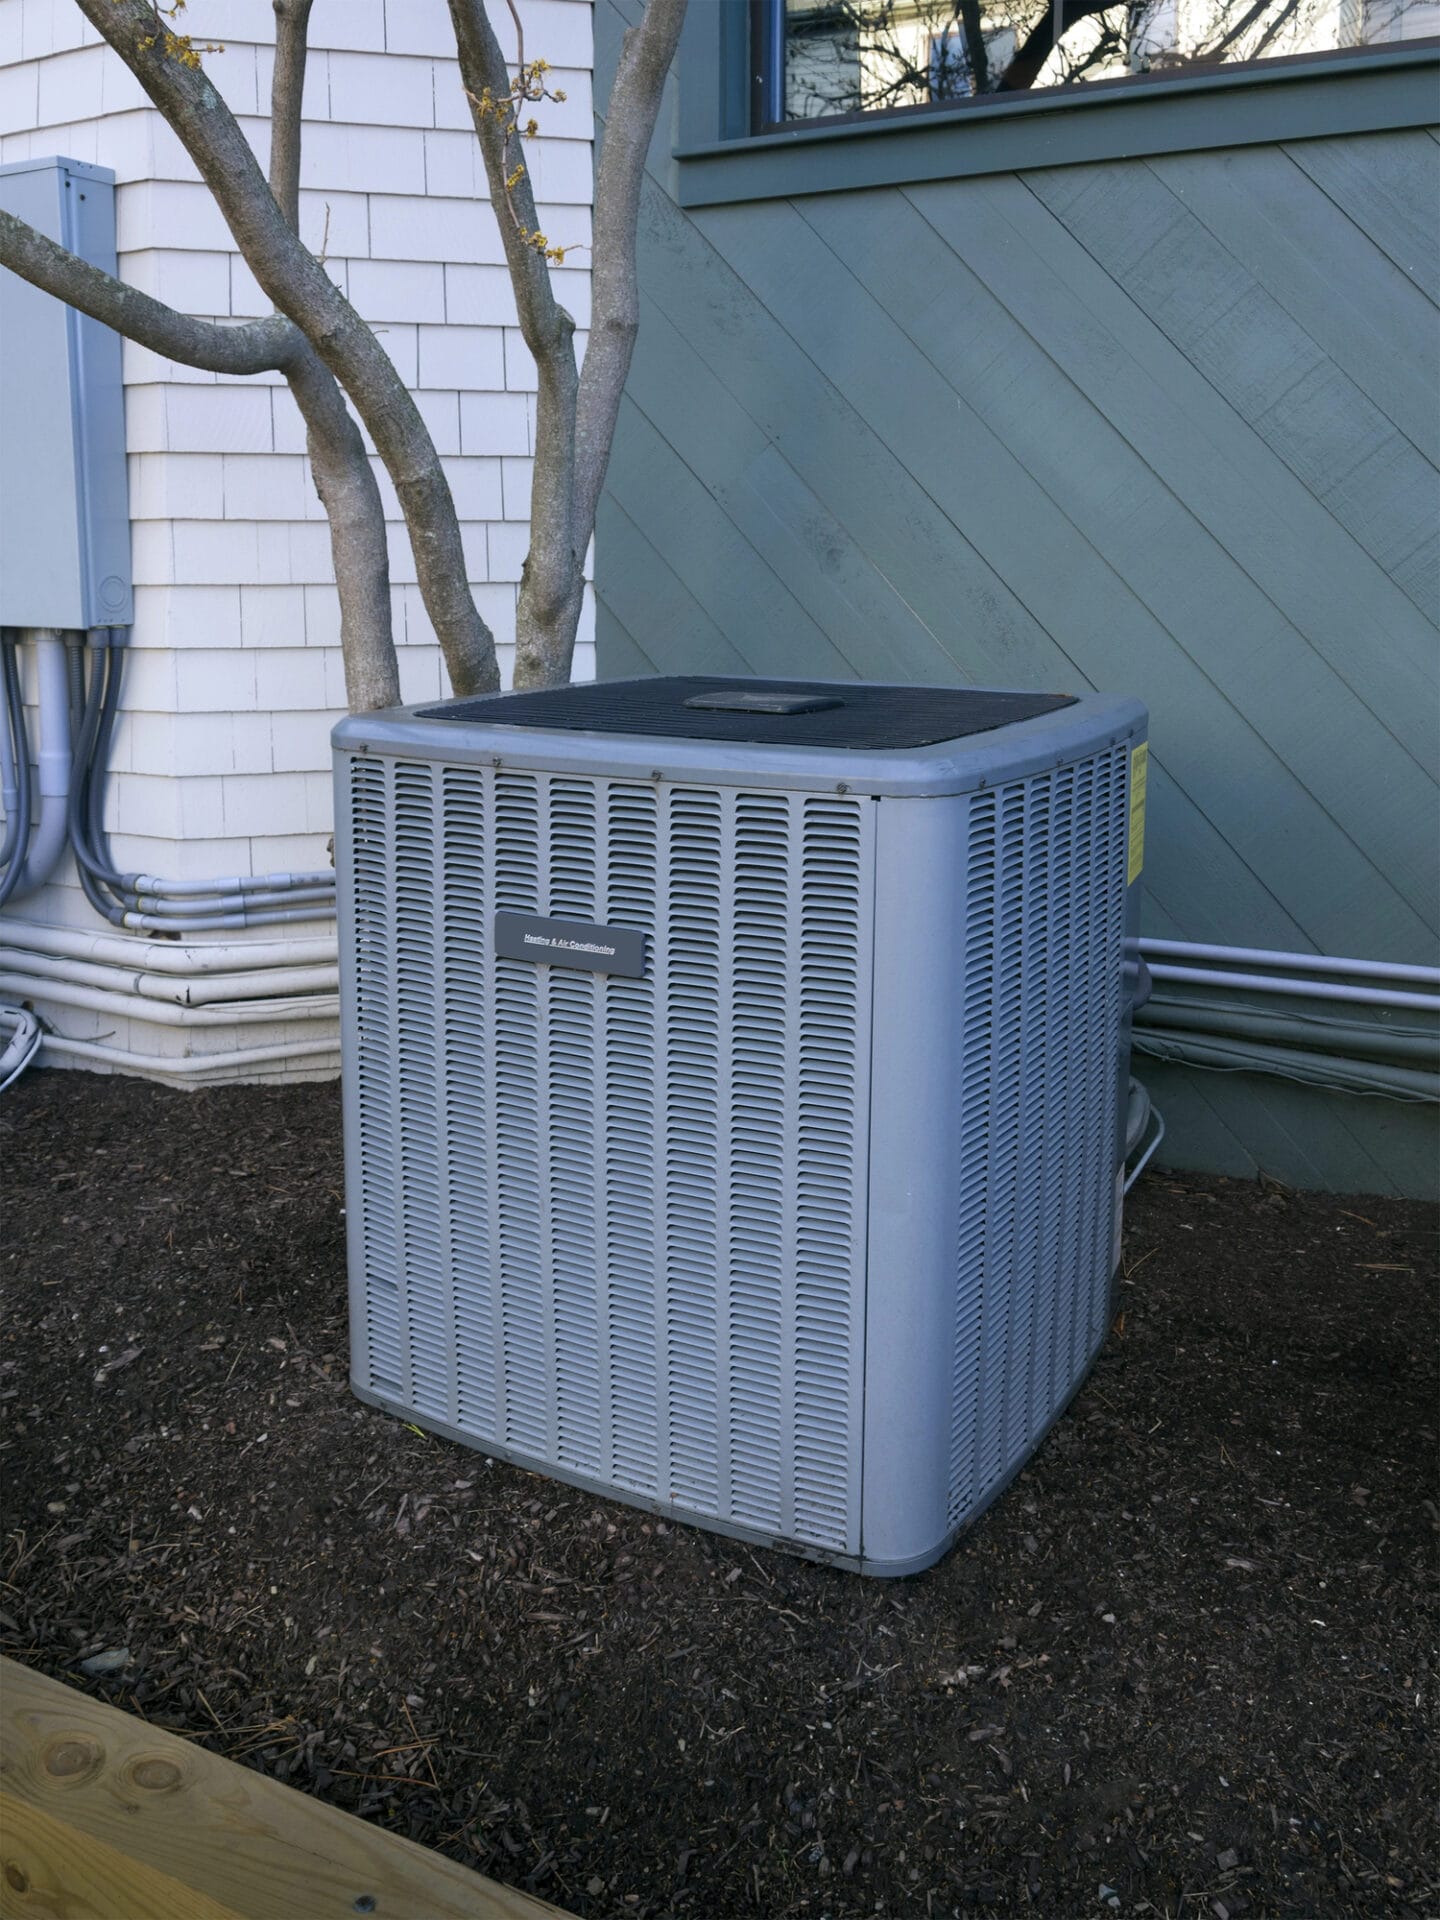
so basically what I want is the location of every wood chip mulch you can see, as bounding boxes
[2,1069,1435,1918]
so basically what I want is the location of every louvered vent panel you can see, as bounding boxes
[727,793,790,1532]
[947,745,1129,1529]
[602,784,660,1492]
[547,781,603,1472]
[392,764,450,1423]
[348,757,403,1397]
[492,774,547,1458]
[663,789,724,1510]
[793,802,866,1545]
[342,758,873,1555]
[439,768,497,1439]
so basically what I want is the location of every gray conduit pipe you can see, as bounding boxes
[0,921,338,975]
[42,1032,339,1076]
[1124,1098,1166,1195]
[115,902,336,934]
[1144,962,1439,1015]
[0,973,338,1029]
[5,632,71,903]
[4,947,339,1006]
[1139,997,1439,1068]
[0,645,33,909]
[139,965,339,1004]
[0,637,22,873]
[129,884,337,915]
[1136,1029,1439,1101]
[1139,937,1439,990]
[68,636,335,923]
[128,870,335,900]
[0,1003,42,1093]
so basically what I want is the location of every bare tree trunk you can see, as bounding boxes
[448,0,582,689]
[513,345,584,688]
[571,0,689,594]
[286,349,400,713]
[956,0,992,92]
[995,0,1108,87]
[0,208,402,714]
[450,0,687,688]
[269,0,313,232]
[270,0,399,714]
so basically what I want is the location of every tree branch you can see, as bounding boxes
[996,0,1109,89]
[269,0,314,231]
[448,0,581,685]
[0,208,297,374]
[572,0,687,557]
[265,0,397,713]
[955,0,991,95]
[287,346,399,712]
[72,0,497,696]
[447,0,573,358]
[0,199,397,710]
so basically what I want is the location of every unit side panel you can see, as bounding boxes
[863,739,1132,1571]
[336,754,876,1559]
[957,743,1131,1528]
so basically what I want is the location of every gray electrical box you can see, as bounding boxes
[334,677,1148,1575]
[0,157,132,630]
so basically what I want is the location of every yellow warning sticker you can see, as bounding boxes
[1128,742,1148,886]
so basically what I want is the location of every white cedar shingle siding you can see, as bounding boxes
[1,0,595,965]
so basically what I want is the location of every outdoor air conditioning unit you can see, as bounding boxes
[334,676,1148,1575]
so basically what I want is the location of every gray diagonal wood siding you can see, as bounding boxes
[594,2,1439,1195]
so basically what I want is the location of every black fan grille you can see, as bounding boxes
[415,677,1076,751]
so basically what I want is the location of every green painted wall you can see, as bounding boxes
[594,2,1439,1197]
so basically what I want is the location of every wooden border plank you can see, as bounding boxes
[0,1660,572,1920]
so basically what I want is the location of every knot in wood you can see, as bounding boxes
[42,1735,103,1784]
[127,1755,184,1793]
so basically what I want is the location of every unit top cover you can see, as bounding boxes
[414,676,1077,752]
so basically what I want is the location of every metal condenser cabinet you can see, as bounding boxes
[333,677,1148,1575]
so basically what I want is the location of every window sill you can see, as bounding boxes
[673,41,1440,209]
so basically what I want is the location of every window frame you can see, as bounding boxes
[673,1,1440,209]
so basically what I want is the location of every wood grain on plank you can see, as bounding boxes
[597,486,751,675]
[690,190,1432,953]
[1283,129,1440,306]
[1028,156,1439,622]
[0,1792,244,1920]
[623,178,1326,952]
[0,1659,571,1920]
[796,183,1439,934]
[1147,145,1440,467]
[620,297,959,684]
[904,169,1440,774]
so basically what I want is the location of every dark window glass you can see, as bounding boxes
[768,0,1435,124]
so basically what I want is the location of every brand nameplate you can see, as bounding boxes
[494,911,646,978]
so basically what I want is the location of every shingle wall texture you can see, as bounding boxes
[1,0,594,1074]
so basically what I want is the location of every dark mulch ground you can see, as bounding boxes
[1,1070,1435,1920]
